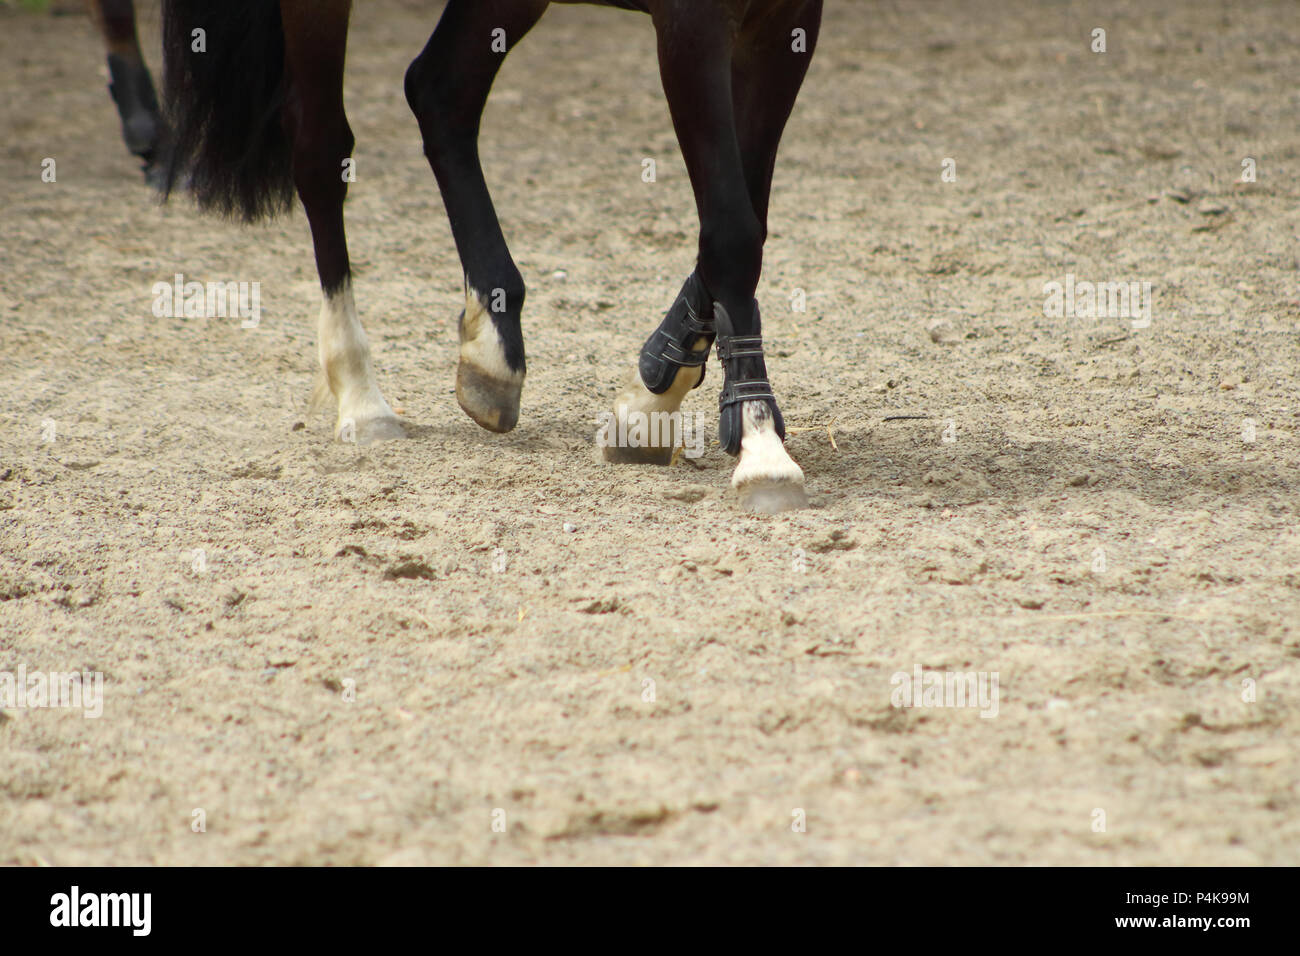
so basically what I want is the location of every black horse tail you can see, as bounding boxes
[162,1,295,222]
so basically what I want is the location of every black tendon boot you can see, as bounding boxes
[714,300,785,457]
[638,272,715,394]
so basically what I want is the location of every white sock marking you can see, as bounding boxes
[317,278,396,437]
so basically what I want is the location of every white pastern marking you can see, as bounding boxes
[317,278,397,436]
[461,286,524,385]
[731,401,805,491]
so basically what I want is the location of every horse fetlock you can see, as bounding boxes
[714,312,783,456]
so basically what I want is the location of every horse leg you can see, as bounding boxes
[732,1,822,246]
[721,2,822,509]
[404,0,551,434]
[87,0,166,179]
[609,0,808,511]
[281,0,402,444]
[602,268,715,466]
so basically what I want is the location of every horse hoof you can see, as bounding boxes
[339,413,405,445]
[736,477,809,514]
[729,400,807,512]
[456,361,521,433]
[597,364,704,465]
[601,443,675,466]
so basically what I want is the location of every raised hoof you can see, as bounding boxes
[456,361,521,433]
[601,443,675,466]
[736,477,809,514]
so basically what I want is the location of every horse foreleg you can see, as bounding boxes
[723,0,823,510]
[617,0,808,511]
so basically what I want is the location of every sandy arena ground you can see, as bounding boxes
[1,0,1298,865]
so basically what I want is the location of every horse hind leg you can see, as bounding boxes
[281,0,402,445]
[89,0,167,179]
